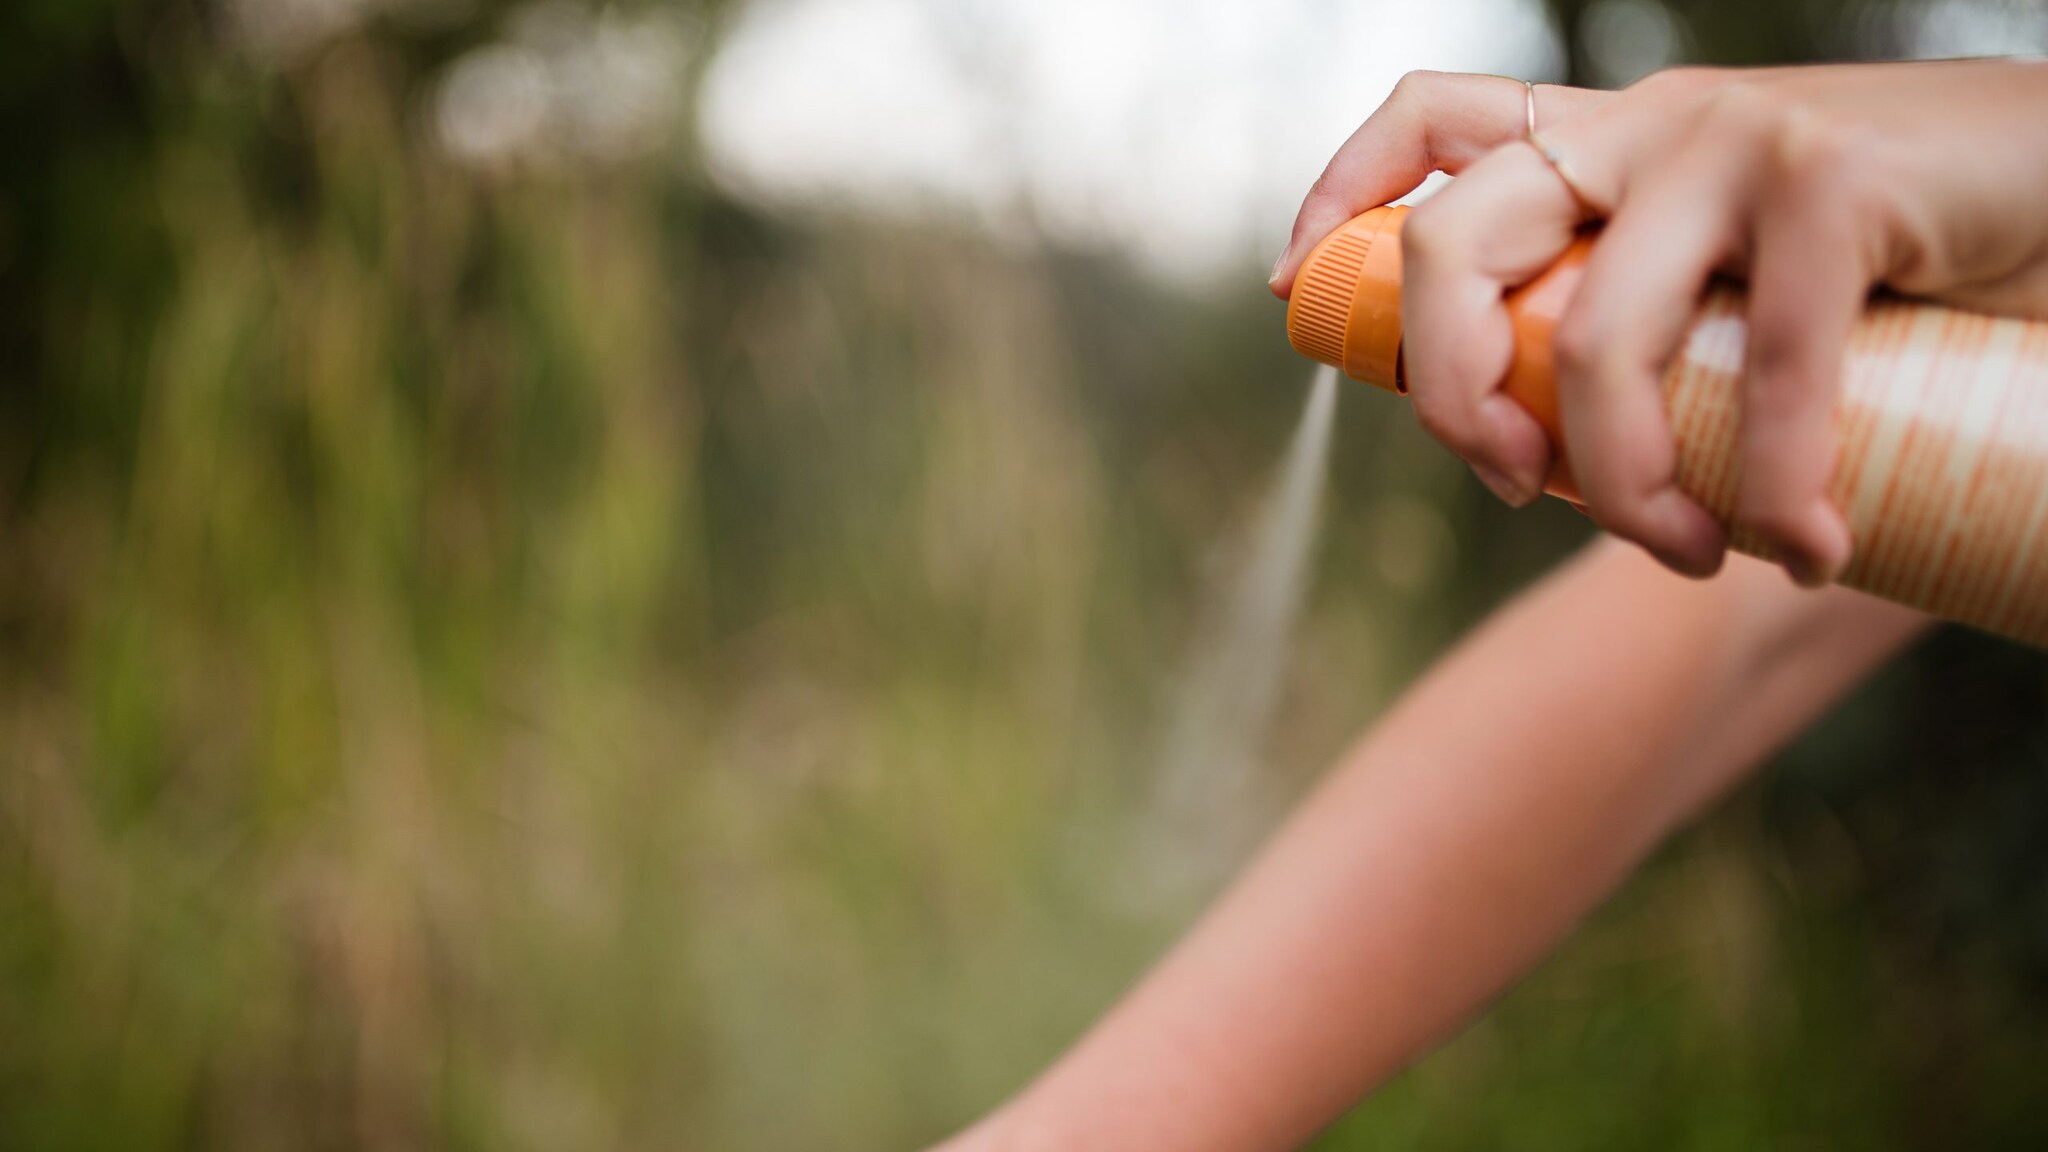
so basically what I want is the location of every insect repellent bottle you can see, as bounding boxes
[1287,205,2048,649]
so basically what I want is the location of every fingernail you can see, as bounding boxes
[1268,246,1292,287]
[1763,500,1852,588]
[1477,397,1546,508]
[1472,463,1532,507]
[1654,546,1725,580]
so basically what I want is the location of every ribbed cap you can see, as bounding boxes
[1287,226,1369,366]
[1285,205,1408,392]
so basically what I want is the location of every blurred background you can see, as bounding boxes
[4,0,2048,1148]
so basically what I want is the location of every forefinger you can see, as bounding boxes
[1271,72,1606,297]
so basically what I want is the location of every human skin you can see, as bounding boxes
[928,60,2048,1150]
[933,542,1927,1152]
[1272,62,2048,586]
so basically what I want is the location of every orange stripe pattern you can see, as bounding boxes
[1665,288,2048,648]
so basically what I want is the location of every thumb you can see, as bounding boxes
[1272,74,1602,298]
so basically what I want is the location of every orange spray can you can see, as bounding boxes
[1288,206,2048,648]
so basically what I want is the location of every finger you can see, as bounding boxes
[1391,70,1731,507]
[1552,147,1739,578]
[1737,143,1867,587]
[1397,140,1603,505]
[1270,74,1605,297]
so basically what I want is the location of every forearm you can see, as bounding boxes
[951,539,1928,1152]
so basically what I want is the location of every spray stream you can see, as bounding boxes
[1144,366,1338,892]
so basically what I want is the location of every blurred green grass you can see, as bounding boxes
[3,3,2047,1150]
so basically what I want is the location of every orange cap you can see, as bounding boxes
[1285,205,1409,393]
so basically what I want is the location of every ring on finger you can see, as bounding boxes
[1524,81,1602,221]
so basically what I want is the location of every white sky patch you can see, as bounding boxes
[699,0,1562,282]
[1899,0,2048,58]
[433,3,696,172]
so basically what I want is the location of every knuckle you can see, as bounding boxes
[1398,200,1454,267]
[1303,166,1341,210]
[1389,69,1446,106]
[1773,111,1852,182]
[1699,80,1786,145]
[1763,112,1892,218]
[1551,320,1596,382]
[1551,313,1616,387]
[1630,65,1726,100]
[1703,81,1894,214]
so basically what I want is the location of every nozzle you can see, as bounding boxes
[1285,205,1409,393]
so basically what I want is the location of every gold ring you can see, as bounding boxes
[1525,81,1599,221]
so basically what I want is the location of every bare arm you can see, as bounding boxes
[940,539,1928,1152]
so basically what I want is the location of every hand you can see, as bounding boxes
[1272,62,2048,584]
